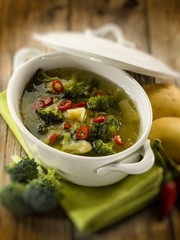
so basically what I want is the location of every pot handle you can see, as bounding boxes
[85,23,135,48]
[13,48,44,70]
[96,140,154,176]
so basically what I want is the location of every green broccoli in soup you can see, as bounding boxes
[63,71,98,98]
[89,119,121,141]
[93,139,115,156]
[5,156,39,183]
[37,123,49,135]
[35,103,63,124]
[87,95,109,112]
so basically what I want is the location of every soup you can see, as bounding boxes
[19,68,140,156]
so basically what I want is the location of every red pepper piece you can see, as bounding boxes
[113,134,125,146]
[160,181,178,218]
[32,101,45,110]
[41,96,53,107]
[76,126,89,140]
[64,122,71,129]
[152,139,178,218]
[95,92,103,96]
[93,115,106,123]
[49,134,58,144]
[52,80,64,93]
[58,100,73,111]
[75,102,86,108]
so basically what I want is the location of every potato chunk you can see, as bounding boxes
[63,140,92,154]
[66,107,86,122]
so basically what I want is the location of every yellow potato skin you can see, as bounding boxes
[148,117,180,164]
[143,84,180,120]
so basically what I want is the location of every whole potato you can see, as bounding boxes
[143,84,180,120]
[148,117,180,164]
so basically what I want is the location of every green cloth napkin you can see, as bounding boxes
[0,91,163,233]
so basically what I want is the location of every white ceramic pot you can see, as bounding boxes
[7,49,154,186]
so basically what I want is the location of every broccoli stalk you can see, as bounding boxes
[93,139,115,156]
[88,119,121,141]
[5,156,40,183]
[37,69,60,82]
[35,103,63,124]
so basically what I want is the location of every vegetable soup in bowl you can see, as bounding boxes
[20,68,140,157]
[7,50,154,186]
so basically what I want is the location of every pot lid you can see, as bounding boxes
[34,24,180,79]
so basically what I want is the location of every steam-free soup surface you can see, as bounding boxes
[20,68,140,156]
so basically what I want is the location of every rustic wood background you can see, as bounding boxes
[0,0,180,239]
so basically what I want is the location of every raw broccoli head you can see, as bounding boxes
[87,95,109,112]
[23,168,61,213]
[5,156,39,183]
[0,182,34,216]
[93,140,115,156]
[63,71,98,98]
[89,119,121,141]
[35,104,63,124]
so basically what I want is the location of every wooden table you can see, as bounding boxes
[0,0,180,239]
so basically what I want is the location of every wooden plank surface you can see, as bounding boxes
[0,0,180,239]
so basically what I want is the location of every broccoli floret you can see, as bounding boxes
[93,139,115,156]
[23,168,61,213]
[37,123,49,135]
[0,183,34,216]
[89,119,121,141]
[63,71,98,98]
[5,156,39,183]
[0,156,62,216]
[87,95,109,112]
[36,103,63,124]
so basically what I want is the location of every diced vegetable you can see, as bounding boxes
[75,102,87,108]
[58,100,73,111]
[119,99,139,122]
[32,101,45,110]
[62,132,92,154]
[66,107,86,122]
[49,134,58,144]
[76,126,89,140]
[64,122,71,129]
[93,115,106,123]
[52,80,64,93]
[113,134,125,146]
[95,92,103,96]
